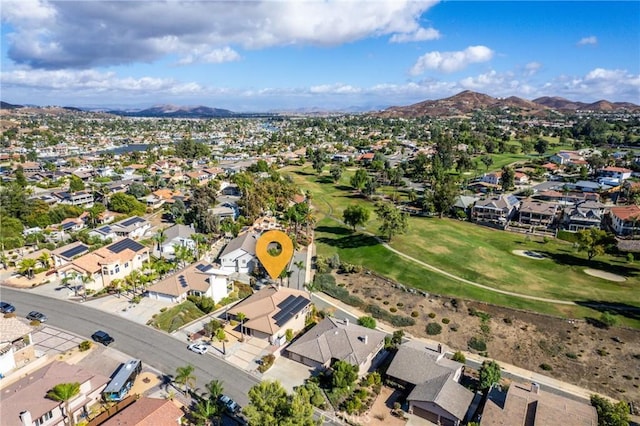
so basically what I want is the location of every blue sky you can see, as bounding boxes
[1,1,638,111]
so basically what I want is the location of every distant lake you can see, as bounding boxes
[97,143,149,155]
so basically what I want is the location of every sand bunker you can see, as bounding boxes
[512,250,546,260]
[584,269,626,282]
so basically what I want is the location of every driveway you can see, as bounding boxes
[261,355,314,393]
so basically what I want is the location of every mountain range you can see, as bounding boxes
[2,91,639,118]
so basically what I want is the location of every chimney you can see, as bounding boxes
[19,411,32,426]
[363,335,368,345]
[531,382,540,394]
[437,344,442,354]
[344,318,349,326]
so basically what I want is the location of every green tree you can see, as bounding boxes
[175,364,196,394]
[451,351,466,363]
[17,258,37,279]
[375,202,408,242]
[357,316,376,329]
[590,394,630,426]
[236,312,246,339]
[534,138,549,155]
[429,175,459,218]
[342,205,370,231]
[576,228,609,261]
[46,382,81,426]
[478,360,501,392]
[109,192,145,215]
[599,311,618,329]
[192,399,218,426]
[68,175,85,192]
[215,328,227,355]
[330,164,345,183]
[350,168,369,192]
[331,360,359,390]
[501,166,515,191]
[243,380,288,426]
[480,155,494,171]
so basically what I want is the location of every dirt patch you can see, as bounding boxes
[333,271,640,407]
[584,269,627,282]
[367,386,405,426]
[131,372,162,395]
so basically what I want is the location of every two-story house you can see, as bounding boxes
[472,195,521,226]
[609,205,640,236]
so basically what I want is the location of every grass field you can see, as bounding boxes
[283,164,640,328]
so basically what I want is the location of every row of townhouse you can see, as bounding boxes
[471,194,640,235]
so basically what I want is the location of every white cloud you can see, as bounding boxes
[2,0,439,69]
[177,47,241,65]
[410,45,494,75]
[577,36,598,46]
[524,62,542,76]
[390,27,441,43]
[310,83,361,95]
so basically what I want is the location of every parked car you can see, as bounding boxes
[187,342,208,355]
[0,301,16,313]
[219,395,240,413]
[91,330,114,345]
[26,311,47,323]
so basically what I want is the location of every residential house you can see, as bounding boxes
[156,224,197,259]
[0,316,36,376]
[57,238,150,291]
[16,161,42,173]
[598,166,632,184]
[562,201,606,231]
[285,317,386,375]
[513,172,529,186]
[110,216,151,240]
[218,232,259,274]
[140,193,165,210]
[517,200,559,227]
[227,286,312,345]
[52,191,94,207]
[100,397,183,426]
[451,195,478,218]
[0,361,110,426]
[481,382,597,426]
[568,180,611,193]
[609,205,640,236]
[210,202,239,221]
[88,224,118,242]
[386,341,473,425]
[51,241,90,268]
[146,261,233,304]
[549,150,583,166]
[481,171,502,186]
[472,195,521,226]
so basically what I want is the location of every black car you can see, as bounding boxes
[0,301,16,313]
[26,311,48,323]
[91,330,114,345]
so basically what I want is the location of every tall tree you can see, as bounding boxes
[175,364,196,394]
[329,164,344,183]
[243,380,318,426]
[47,382,81,426]
[236,312,246,339]
[375,202,408,242]
[331,360,359,390]
[478,360,501,392]
[215,328,227,355]
[429,175,459,218]
[576,228,609,261]
[342,205,370,231]
[590,394,630,426]
[534,138,549,155]
[480,155,494,171]
[501,166,515,191]
[350,168,369,192]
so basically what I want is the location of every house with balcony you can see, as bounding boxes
[0,361,110,426]
[472,194,521,227]
[218,232,259,274]
[562,200,606,231]
[0,316,36,377]
[598,166,632,184]
[57,238,150,291]
[52,190,94,207]
[517,200,559,227]
[146,261,233,304]
[609,205,640,236]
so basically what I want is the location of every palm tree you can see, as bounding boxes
[18,258,37,279]
[38,252,52,270]
[192,233,208,260]
[154,229,167,257]
[192,399,217,426]
[205,379,224,402]
[175,364,196,394]
[80,273,92,301]
[235,312,246,340]
[294,260,305,285]
[215,328,227,355]
[47,382,81,426]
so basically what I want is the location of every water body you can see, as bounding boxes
[97,143,150,155]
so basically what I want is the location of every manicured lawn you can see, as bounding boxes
[149,300,205,333]
[283,164,640,328]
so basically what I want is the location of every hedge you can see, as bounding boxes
[557,230,579,243]
[315,273,365,308]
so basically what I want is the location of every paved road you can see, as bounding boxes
[288,251,308,290]
[1,287,258,407]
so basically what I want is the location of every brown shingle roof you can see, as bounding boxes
[101,397,183,426]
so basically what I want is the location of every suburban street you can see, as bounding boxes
[1,287,258,407]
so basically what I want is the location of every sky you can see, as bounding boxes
[1,0,639,112]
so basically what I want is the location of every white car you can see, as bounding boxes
[187,342,208,355]
[219,395,240,413]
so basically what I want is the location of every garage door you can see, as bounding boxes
[411,406,439,423]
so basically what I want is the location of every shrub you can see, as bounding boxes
[468,336,487,352]
[365,304,415,327]
[451,351,466,363]
[389,307,397,313]
[503,317,513,325]
[442,318,450,324]
[30,320,41,326]
[314,273,364,308]
[159,307,167,313]
[131,295,142,304]
[539,363,553,371]
[78,340,92,351]
[426,322,442,335]
[285,329,294,342]
[428,312,436,319]
[596,348,609,356]
[358,316,377,329]
[3,313,16,318]
[187,295,216,313]
[480,323,491,334]
[258,354,276,373]
[396,302,404,308]
[411,311,419,318]
[565,352,578,359]
[383,301,389,305]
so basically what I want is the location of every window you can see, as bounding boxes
[35,411,53,426]
[124,262,129,268]
[115,266,120,274]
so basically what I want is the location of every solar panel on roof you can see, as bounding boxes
[178,275,188,288]
[273,296,309,326]
[60,244,89,259]
[62,222,75,230]
[120,216,144,227]
[196,263,213,273]
[277,295,297,310]
[109,238,145,254]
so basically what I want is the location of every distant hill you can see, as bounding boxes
[107,104,235,118]
[377,91,640,118]
[0,101,24,110]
